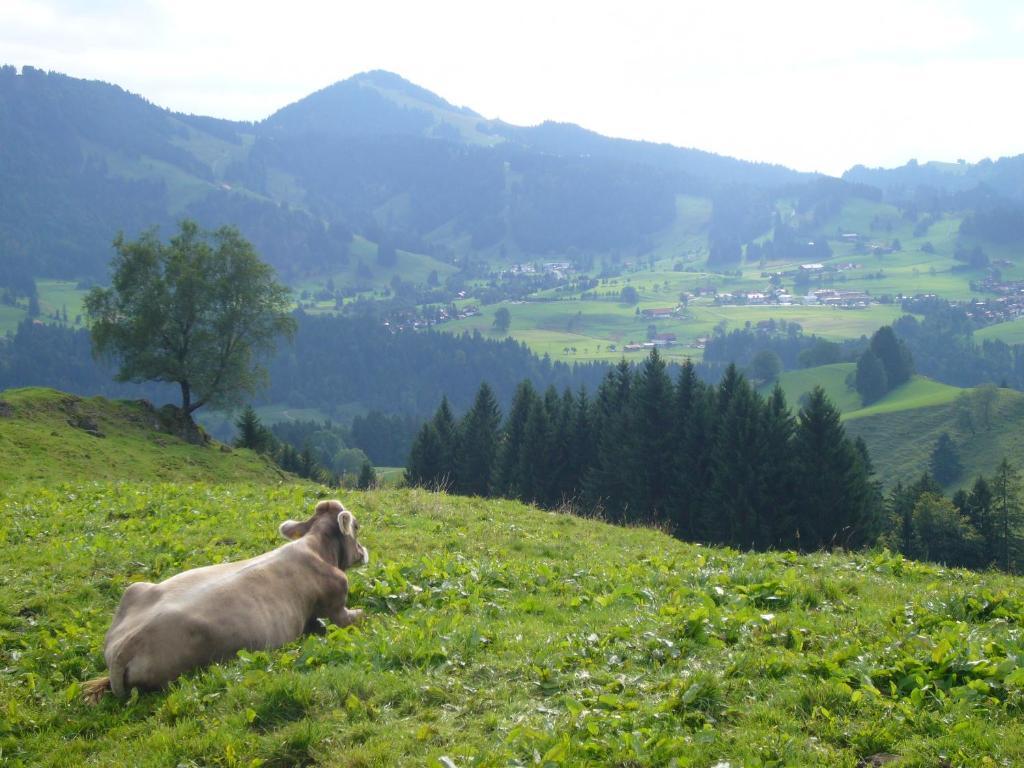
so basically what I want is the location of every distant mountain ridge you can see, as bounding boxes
[1,64,1022,288]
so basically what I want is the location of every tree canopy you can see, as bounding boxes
[85,220,295,417]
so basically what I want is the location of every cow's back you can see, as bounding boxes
[104,547,316,692]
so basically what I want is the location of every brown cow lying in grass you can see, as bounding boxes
[84,499,369,702]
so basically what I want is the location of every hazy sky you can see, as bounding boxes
[3,0,1023,175]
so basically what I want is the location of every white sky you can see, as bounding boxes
[2,0,1023,175]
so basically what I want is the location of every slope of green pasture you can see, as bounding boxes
[769,363,861,413]
[442,299,904,364]
[0,302,23,334]
[975,317,1024,345]
[846,387,1024,489]
[36,280,89,326]
[3,483,1024,767]
[845,376,963,420]
[0,387,284,486]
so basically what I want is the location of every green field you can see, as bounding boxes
[443,300,905,365]
[0,302,23,334]
[0,388,283,486]
[4,482,1024,766]
[768,363,862,413]
[37,279,90,326]
[767,368,1022,488]
[845,376,963,421]
[3,387,1024,765]
[975,317,1024,345]
[846,387,1024,490]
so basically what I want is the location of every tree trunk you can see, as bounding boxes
[180,380,191,413]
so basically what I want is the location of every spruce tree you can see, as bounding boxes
[668,359,706,539]
[966,475,994,563]
[929,432,963,486]
[518,397,553,504]
[496,381,538,497]
[357,460,376,490]
[709,374,766,547]
[990,459,1023,572]
[583,361,636,522]
[854,350,888,405]
[869,325,913,388]
[791,386,873,550]
[405,423,443,488]
[431,397,458,488]
[455,383,502,496]
[234,405,273,453]
[633,350,674,521]
[762,383,796,549]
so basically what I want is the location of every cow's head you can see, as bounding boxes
[279,499,370,570]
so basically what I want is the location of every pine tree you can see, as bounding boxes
[299,445,317,479]
[357,460,376,490]
[869,325,913,389]
[583,361,636,522]
[405,422,443,488]
[990,459,1023,572]
[431,397,458,488]
[633,350,674,521]
[929,432,963,486]
[668,359,711,540]
[791,386,874,550]
[854,350,888,405]
[708,374,766,547]
[761,383,796,549]
[517,398,553,504]
[965,475,994,563]
[234,405,273,453]
[496,381,538,497]
[455,383,501,496]
[909,492,981,567]
[564,387,593,504]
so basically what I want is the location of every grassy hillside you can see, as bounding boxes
[0,388,284,485]
[769,368,1017,487]
[2,483,1024,767]
[846,387,1024,490]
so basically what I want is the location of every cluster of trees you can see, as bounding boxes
[853,326,914,404]
[408,352,882,553]
[703,320,862,372]
[234,406,376,487]
[881,461,1023,571]
[893,304,1024,391]
[0,309,611,423]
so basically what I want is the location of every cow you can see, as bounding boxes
[83,499,369,702]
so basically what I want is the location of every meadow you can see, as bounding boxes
[4,482,1024,767]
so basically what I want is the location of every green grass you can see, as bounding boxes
[975,318,1024,345]
[3,483,1024,766]
[845,376,963,421]
[36,279,89,326]
[0,302,23,334]
[442,299,905,365]
[846,387,1024,490]
[769,363,861,413]
[0,388,284,486]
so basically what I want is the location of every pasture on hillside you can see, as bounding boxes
[3,484,1024,767]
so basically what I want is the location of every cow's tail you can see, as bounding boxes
[83,651,131,703]
[82,675,111,704]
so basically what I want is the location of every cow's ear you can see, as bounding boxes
[279,519,311,540]
[338,510,354,537]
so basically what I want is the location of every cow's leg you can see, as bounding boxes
[327,604,364,628]
[324,574,363,628]
[302,616,327,635]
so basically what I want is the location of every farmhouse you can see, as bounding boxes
[641,306,679,319]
